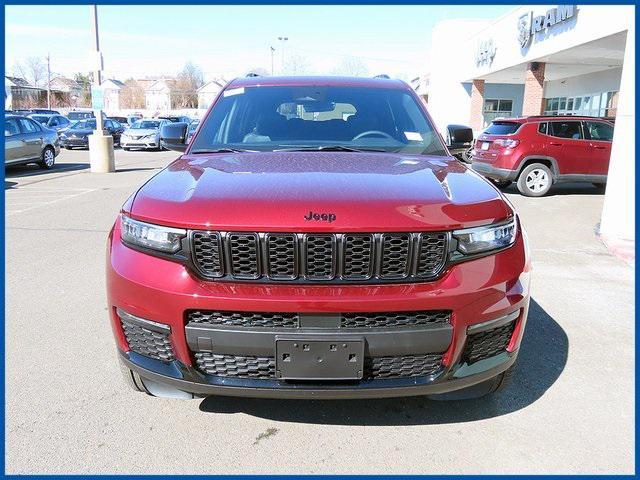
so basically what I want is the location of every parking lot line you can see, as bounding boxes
[6,187,97,215]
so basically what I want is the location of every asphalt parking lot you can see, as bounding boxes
[5,148,634,474]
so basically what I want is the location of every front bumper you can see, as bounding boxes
[107,221,531,398]
[472,162,518,182]
[59,137,88,148]
[121,138,158,149]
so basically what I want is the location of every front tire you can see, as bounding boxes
[517,163,552,197]
[38,146,56,169]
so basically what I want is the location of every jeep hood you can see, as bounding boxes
[128,151,512,231]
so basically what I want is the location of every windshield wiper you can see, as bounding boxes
[274,145,387,153]
[190,148,257,154]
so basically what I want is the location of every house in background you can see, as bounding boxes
[197,78,227,110]
[145,79,175,112]
[50,76,83,106]
[101,78,127,111]
[5,75,65,109]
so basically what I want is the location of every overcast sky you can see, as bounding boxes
[6,5,512,82]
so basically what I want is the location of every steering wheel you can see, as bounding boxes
[352,130,395,141]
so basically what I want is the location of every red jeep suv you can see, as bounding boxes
[472,116,613,196]
[107,76,531,400]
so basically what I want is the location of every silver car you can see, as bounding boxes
[120,118,169,151]
[5,115,60,169]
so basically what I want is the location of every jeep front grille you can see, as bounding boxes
[187,310,451,329]
[194,352,443,380]
[190,231,448,283]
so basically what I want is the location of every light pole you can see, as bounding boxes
[278,36,288,74]
[88,4,115,173]
[270,46,275,75]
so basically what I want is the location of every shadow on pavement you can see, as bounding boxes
[199,299,568,425]
[5,162,89,178]
[502,182,605,196]
[115,167,160,173]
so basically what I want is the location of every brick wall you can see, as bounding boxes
[522,62,546,116]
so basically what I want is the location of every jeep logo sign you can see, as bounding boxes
[304,211,336,223]
[475,39,497,66]
[518,5,576,49]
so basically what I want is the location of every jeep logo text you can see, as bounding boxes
[304,211,336,223]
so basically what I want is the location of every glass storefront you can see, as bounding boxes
[482,99,513,127]
[543,91,618,117]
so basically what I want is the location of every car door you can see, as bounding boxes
[17,118,44,161]
[546,120,592,175]
[582,121,614,175]
[5,118,27,164]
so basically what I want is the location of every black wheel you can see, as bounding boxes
[593,183,606,193]
[517,163,553,197]
[491,179,512,189]
[427,363,516,401]
[38,146,56,169]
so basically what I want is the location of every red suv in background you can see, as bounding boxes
[471,116,613,197]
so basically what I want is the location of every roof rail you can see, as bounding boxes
[373,74,390,79]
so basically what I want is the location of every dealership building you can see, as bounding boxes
[423,4,635,257]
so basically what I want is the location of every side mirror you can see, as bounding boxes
[446,124,474,145]
[160,122,188,152]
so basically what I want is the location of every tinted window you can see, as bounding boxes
[18,118,40,133]
[538,122,547,134]
[5,118,20,136]
[584,121,614,142]
[30,115,49,125]
[72,119,97,129]
[49,117,60,126]
[550,121,582,139]
[105,120,113,129]
[191,85,447,155]
[59,117,70,126]
[484,122,521,135]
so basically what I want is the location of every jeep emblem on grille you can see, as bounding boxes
[304,211,336,223]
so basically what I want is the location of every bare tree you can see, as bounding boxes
[12,57,47,86]
[120,78,146,109]
[283,54,310,76]
[171,61,205,109]
[331,56,368,77]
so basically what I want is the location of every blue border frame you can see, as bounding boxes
[1,1,637,477]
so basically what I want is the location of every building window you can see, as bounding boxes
[543,91,618,117]
[482,99,513,127]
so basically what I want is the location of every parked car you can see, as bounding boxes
[158,115,191,124]
[28,113,72,133]
[471,116,613,196]
[67,110,95,121]
[444,124,474,163]
[120,118,169,151]
[30,108,60,114]
[5,114,60,169]
[109,75,531,401]
[58,118,124,149]
[186,119,200,143]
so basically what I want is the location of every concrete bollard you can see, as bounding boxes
[88,132,115,173]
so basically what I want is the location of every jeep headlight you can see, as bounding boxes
[120,214,186,253]
[452,218,517,257]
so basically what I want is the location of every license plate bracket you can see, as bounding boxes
[275,337,364,381]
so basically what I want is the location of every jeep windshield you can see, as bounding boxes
[190,85,448,156]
